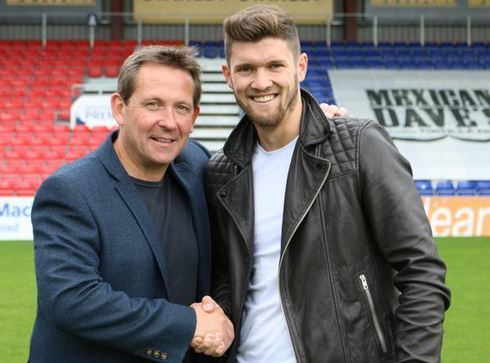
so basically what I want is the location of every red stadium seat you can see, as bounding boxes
[65,146,90,161]
[87,64,103,77]
[70,134,91,146]
[4,149,22,160]
[0,124,16,133]
[15,178,37,196]
[32,123,56,133]
[24,149,44,161]
[1,160,24,174]
[10,135,31,148]
[0,179,15,196]
[0,136,13,147]
[0,111,18,124]
[105,64,120,77]
[42,148,65,160]
[58,110,71,122]
[45,159,66,170]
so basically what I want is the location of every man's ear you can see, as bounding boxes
[297,53,308,83]
[191,105,200,128]
[222,63,233,89]
[111,93,126,127]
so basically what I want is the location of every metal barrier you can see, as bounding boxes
[0,12,489,46]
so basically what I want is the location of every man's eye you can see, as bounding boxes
[237,66,253,74]
[176,105,191,114]
[145,102,160,109]
[270,63,284,69]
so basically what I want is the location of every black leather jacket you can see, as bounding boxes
[206,91,450,363]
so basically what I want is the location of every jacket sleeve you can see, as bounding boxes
[32,174,196,363]
[358,121,451,363]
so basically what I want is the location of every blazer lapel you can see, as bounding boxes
[96,132,170,298]
[114,179,171,297]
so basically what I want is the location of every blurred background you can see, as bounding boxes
[0,0,488,362]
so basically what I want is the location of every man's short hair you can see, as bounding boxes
[117,45,201,107]
[223,5,301,63]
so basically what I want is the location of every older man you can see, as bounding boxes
[29,46,233,363]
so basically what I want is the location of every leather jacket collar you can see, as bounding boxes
[223,89,331,166]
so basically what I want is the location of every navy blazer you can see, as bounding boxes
[29,132,212,363]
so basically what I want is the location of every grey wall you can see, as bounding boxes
[0,0,102,24]
[365,0,490,25]
[0,0,488,43]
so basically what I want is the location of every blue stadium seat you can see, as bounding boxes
[447,57,466,68]
[366,57,385,68]
[309,56,334,67]
[203,46,219,58]
[415,180,434,196]
[307,47,329,57]
[476,180,490,196]
[433,57,451,69]
[383,57,399,69]
[415,57,434,69]
[479,56,490,68]
[456,47,476,57]
[398,58,417,68]
[362,48,380,57]
[464,59,481,69]
[333,57,354,68]
[435,180,455,196]
[456,180,478,196]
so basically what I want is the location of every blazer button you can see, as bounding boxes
[153,350,161,359]
[160,352,168,360]
[146,348,153,357]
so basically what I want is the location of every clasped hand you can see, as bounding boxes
[190,296,234,357]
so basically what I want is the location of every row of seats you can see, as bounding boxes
[191,41,489,104]
[3,175,489,197]
[0,128,112,195]
[195,40,490,54]
[1,40,489,197]
[322,56,488,69]
[416,180,490,196]
[306,45,490,57]
[0,39,185,82]
[0,39,183,49]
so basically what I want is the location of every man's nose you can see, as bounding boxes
[157,107,178,129]
[251,68,273,90]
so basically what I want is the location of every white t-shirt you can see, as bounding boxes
[236,136,298,363]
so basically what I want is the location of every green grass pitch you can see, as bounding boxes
[0,238,489,362]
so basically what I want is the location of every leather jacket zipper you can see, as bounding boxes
[217,163,252,357]
[278,159,331,363]
[359,274,388,354]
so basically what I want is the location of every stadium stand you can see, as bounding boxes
[456,180,479,196]
[1,40,128,194]
[0,38,489,197]
[435,180,456,196]
[415,180,434,196]
[476,180,490,196]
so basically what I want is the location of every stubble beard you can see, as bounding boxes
[236,79,300,130]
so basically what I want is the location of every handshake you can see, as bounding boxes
[190,296,234,357]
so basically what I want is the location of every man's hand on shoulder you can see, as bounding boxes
[319,103,348,118]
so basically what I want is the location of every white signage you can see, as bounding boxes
[328,70,490,180]
[70,94,116,129]
[0,197,34,241]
